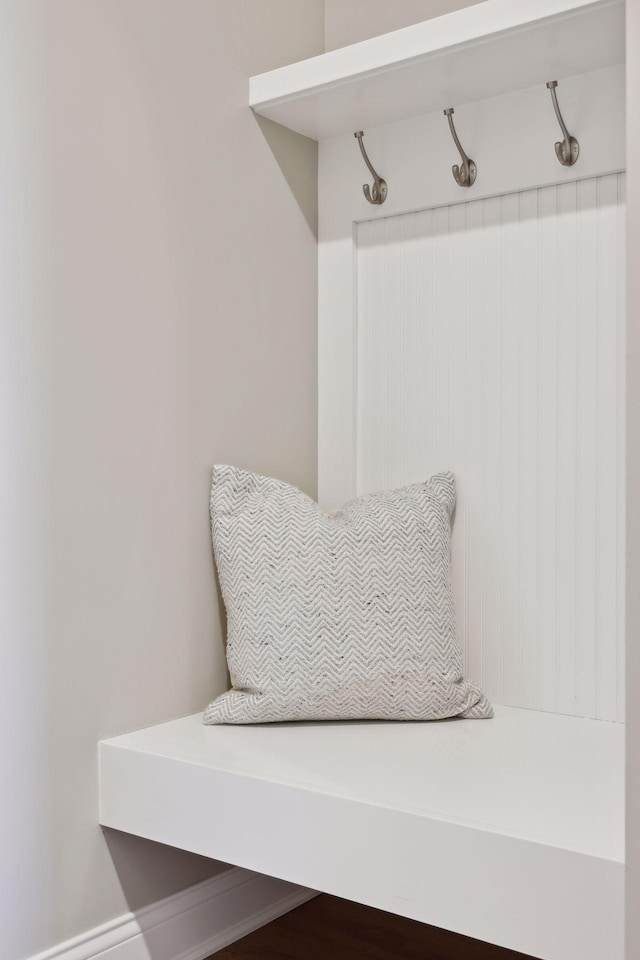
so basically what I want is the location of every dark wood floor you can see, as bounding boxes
[211,894,536,960]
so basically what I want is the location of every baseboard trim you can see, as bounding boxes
[28,867,317,960]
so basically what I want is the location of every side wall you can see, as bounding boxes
[0,2,323,958]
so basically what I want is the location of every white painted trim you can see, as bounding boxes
[252,0,608,101]
[26,867,315,960]
[249,0,623,139]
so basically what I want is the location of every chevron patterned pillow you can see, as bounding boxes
[203,466,492,724]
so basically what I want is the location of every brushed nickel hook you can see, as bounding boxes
[354,131,387,204]
[444,108,476,188]
[546,81,579,166]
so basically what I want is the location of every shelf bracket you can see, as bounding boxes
[444,108,476,188]
[546,81,579,166]
[354,131,387,205]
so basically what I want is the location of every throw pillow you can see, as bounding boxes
[204,466,492,723]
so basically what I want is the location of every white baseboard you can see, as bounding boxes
[28,867,317,960]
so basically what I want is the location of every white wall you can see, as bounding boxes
[0,2,323,959]
[324,0,485,50]
[626,1,640,955]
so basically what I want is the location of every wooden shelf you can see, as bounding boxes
[249,0,624,140]
[100,705,623,960]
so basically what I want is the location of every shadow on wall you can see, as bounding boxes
[103,829,228,914]
[254,114,318,239]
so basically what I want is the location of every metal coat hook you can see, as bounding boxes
[354,131,387,204]
[444,108,476,187]
[546,81,579,166]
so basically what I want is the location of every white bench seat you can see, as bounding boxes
[99,705,624,960]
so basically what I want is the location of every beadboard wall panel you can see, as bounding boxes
[355,174,625,721]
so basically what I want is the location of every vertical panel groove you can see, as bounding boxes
[574,180,579,716]
[463,203,470,674]
[554,184,561,714]
[616,172,626,722]
[481,199,487,692]
[498,197,505,705]
[516,190,523,710]
[356,175,625,721]
[400,217,404,486]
